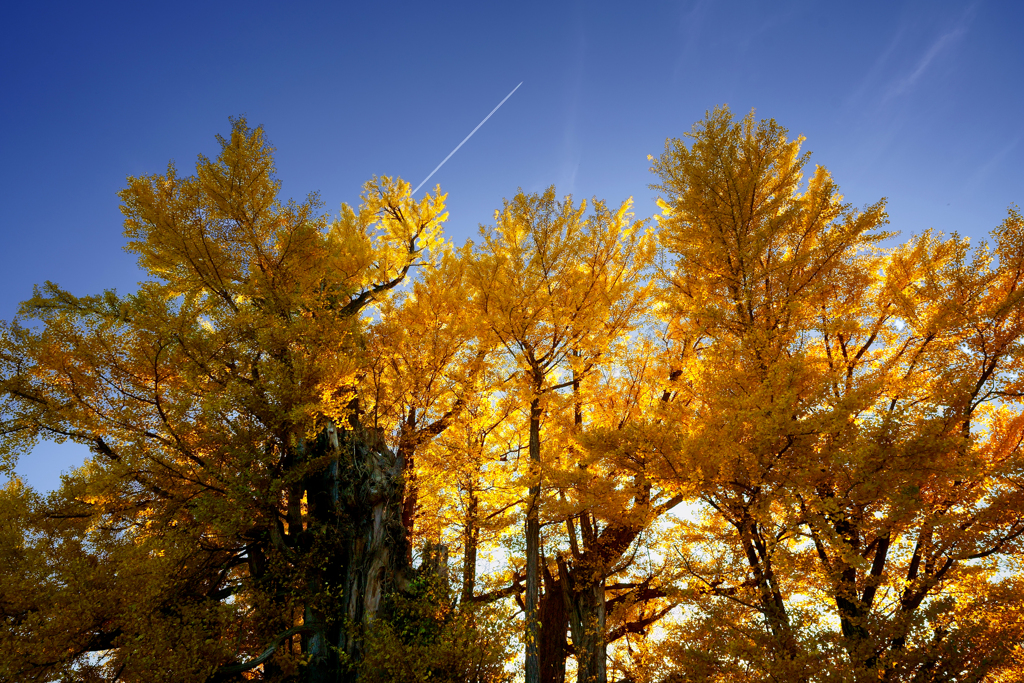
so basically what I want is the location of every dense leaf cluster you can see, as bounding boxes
[2,108,1023,683]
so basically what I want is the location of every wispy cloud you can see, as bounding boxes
[883,29,964,100]
[964,136,1021,194]
[882,3,977,102]
[671,0,713,83]
[843,26,906,109]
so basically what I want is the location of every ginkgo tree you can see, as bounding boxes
[362,243,495,557]
[643,106,1024,683]
[466,188,653,683]
[0,118,453,683]
[2,108,1024,683]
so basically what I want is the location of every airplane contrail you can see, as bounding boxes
[411,81,523,196]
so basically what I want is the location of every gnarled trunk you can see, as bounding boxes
[555,556,605,683]
[565,579,605,682]
[303,420,411,682]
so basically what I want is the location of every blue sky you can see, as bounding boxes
[2,0,1021,491]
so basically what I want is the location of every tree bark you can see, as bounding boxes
[539,560,569,683]
[736,515,797,661]
[462,488,480,603]
[525,392,543,683]
[301,419,411,683]
[399,407,419,566]
[557,553,606,683]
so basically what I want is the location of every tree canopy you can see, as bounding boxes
[2,108,1023,683]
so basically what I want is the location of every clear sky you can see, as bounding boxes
[2,0,1021,491]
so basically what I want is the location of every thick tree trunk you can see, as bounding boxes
[563,365,605,683]
[337,424,410,678]
[539,560,569,683]
[561,559,606,683]
[302,419,411,683]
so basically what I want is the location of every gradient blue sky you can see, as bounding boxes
[2,0,1022,491]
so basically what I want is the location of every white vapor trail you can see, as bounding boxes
[411,82,522,196]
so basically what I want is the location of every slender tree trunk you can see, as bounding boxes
[736,517,798,665]
[462,488,480,603]
[526,393,543,683]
